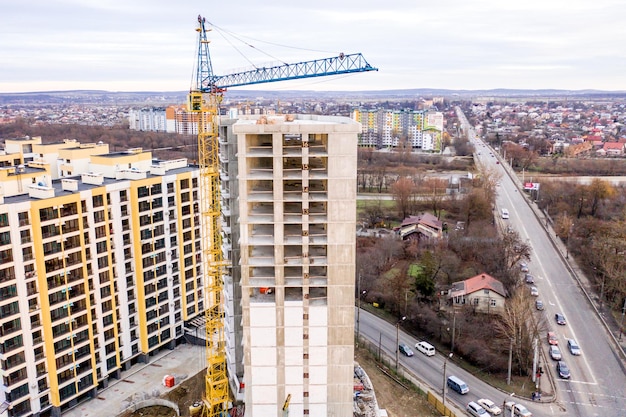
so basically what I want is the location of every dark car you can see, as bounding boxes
[398,343,414,357]
[555,313,567,325]
[557,361,571,379]
[525,274,535,284]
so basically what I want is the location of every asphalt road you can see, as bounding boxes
[356,308,560,417]
[470,123,626,415]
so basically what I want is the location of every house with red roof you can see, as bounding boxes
[597,142,625,157]
[447,273,507,314]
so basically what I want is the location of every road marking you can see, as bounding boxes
[558,379,597,385]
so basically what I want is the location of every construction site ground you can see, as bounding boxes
[114,344,438,417]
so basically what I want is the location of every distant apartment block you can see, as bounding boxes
[218,114,359,416]
[0,137,203,417]
[128,108,168,132]
[351,108,444,151]
[128,106,199,136]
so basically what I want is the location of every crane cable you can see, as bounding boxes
[206,20,338,68]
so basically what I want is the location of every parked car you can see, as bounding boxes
[530,286,539,296]
[467,401,488,417]
[398,343,414,357]
[535,299,544,311]
[520,262,529,273]
[567,339,581,355]
[555,313,567,325]
[557,361,571,379]
[504,402,532,417]
[477,398,502,415]
[550,345,562,360]
[547,331,558,345]
[525,274,535,284]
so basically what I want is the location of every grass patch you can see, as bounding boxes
[408,264,423,278]
[356,198,396,217]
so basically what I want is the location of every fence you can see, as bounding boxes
[356,334,459,417]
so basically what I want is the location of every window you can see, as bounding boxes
[490,299,497,307]
[92,195,104,207]
[119,190,128,202]
[138,186,149,198]
[0,231,11,246]
[17,212,29,226]
[94,210,105,223]
[97,256,109,269]
[19,230,30,244]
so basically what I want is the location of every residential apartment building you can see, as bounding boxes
[128,106,199,136]
[0,138,203,417]
[351,108,444,151]
[128,108,168,132]
[219,114,359,416]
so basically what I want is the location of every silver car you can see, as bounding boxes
[550,345,562,360]
[567,339,581,355]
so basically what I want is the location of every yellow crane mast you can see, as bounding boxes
[188,14,377,417]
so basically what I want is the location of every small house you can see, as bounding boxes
[448,273,507,314]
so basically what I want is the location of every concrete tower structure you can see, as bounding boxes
[220,114,359,416]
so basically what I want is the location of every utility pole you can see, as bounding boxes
[532,338,538,384]
[451,310,456,353]
[507,338,513,385]
[356,273,361,347]
[619,298,626,342]
[395,316,406,371]
[442,353,453,410]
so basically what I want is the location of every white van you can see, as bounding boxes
[501,208,510,219]
[415,341,436,357]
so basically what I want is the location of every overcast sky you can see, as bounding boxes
[1,0,625,93]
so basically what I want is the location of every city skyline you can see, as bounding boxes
[1,0,625,94]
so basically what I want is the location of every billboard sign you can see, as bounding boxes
[524,182,540,191]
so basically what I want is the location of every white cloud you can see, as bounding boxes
[0,0,625,92]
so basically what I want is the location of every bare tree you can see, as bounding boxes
[494,290,543,376]
[587,178,615,217]
[390,176,416,219]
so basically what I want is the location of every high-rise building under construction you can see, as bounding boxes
[219,114,359,416]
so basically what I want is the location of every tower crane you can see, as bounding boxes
[187,15,377,417]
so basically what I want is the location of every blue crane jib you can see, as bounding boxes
[193,15,377,93]
[201,53,378,91]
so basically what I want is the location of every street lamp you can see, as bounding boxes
[566,220,574,259]
[395,316,407,371]
[619,298,626,342]
[356,273,361,346]
[442,352,453,410]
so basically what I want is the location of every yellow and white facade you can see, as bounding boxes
[0,139,202,417]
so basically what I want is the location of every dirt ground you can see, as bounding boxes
[120,346,438,417]
[355,346,440,417]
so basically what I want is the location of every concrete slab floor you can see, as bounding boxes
[63,344,206,417]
